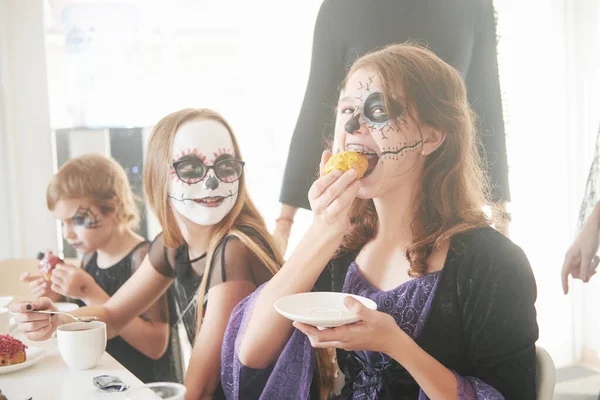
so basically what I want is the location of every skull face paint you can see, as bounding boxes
[53,199,114,254]
[335,68,424,195]
[168,120,240,226]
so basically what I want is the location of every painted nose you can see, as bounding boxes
[345,114,361,134]
[205,175,219,190]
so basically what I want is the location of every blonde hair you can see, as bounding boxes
[146,109,335,398]
[340,43,491,275]
[144,108,283,325]
[46,153,140,229]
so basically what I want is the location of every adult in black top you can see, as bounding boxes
[276,0,509,246]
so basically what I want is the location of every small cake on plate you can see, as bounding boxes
[0,334,27,367]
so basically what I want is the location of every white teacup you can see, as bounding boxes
[57,321,106,370]
[0,308,9,334]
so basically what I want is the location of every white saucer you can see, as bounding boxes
[274,292,377,329]
[0,346,45,375]
[55,302,79,312]
[0,296,13,308]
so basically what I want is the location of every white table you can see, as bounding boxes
[0,331,144,399]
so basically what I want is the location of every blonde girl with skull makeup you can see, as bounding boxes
[11,109,282,400]
[221,44,538,399]
[20,154,183,384]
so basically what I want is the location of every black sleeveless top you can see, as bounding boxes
[148,230,275,399]
[75,242,184,383]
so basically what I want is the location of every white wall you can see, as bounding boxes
[68,129,110,159]
[568,0,600,366]
[0,0,57,259]
[0,34,12,259]
[495,0,600,367]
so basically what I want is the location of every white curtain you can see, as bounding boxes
[0,32,12,259]
[0,0,56,260]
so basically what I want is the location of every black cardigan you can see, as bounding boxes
[281,0,509,208]
[315,227,538,399]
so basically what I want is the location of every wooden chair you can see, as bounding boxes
[0,256,83,303]
[0,258,40,302]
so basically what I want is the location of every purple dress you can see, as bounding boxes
[221,261,504,399]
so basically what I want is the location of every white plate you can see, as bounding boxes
[0,346,45,375]
[275,292,377,329]
[0,296,13,308]
[55,302,79,312]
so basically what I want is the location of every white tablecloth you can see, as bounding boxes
[0,331,144,399]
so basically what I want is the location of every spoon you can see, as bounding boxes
[32,310,99,322]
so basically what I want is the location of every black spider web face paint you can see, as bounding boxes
[72,207,102,229]
[357,75,373,93]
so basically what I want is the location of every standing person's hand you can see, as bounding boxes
[562,207,600,294]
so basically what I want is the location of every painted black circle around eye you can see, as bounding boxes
[363,92,389,124]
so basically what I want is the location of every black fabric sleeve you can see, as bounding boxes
[459,232,538,399]
[148,233,176,278]
[207,236,273,290]
[279,0,347,210]
[129,241,150,272]
[466,0,510,203]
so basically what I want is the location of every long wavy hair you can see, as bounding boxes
[338,43,492,277]
[144,108,283,327]
[145,108,335,398]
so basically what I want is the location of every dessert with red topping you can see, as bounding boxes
[37,250,62,282]
[0,334,27,367]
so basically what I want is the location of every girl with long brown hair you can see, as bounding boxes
[12,108,283,399]
[221,43,538,399]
